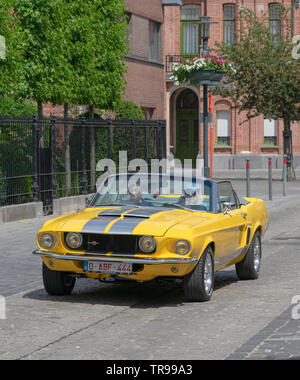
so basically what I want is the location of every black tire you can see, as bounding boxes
[236,230,261,280]
[183,246,214,302]
[42,263,76,295]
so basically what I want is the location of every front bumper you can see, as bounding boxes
[32,250,198,265]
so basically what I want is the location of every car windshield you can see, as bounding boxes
[90,174,213,212]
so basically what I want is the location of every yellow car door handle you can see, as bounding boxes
[241,212,247,219]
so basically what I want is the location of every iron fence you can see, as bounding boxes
[0,116,166,214]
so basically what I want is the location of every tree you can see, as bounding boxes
[216,6,300,179]
[0,1,24,98]
[63,0,128,113]
[62,0,128,190]
[12,0,73,119]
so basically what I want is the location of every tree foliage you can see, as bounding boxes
[0,0,128,117]
[215,6,300,122]
[0,1,24,97]
[64,0,128,110]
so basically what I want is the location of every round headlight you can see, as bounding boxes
[66,232,83,249]
[139,236,156,253]
[174,240,190,255]
[39,233,55,250]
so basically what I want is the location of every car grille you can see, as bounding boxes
[68,234,142,255]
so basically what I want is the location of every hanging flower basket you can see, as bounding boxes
[187,69,225,85]
[170,55,235,86]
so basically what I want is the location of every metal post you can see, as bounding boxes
[131,120,136,161]
[32,115,39,202]
[209,93,214,178]
[246,159,250,198]
[81,118,88,195]
[64,118,71,197]
[50,115,57,200]
[107,119,112,161]
[268,157,272,201]
[203,84,210,178]
[283,155,287,197]
[144,125,148,163]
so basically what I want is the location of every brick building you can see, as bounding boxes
[124,0,300,169]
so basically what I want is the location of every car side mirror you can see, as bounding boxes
[223,202,234,214]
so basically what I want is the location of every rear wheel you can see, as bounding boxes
[183,246,214,302]
[42,263,76,295]
[236,230,261,280]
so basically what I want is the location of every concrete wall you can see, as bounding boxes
[53,195,91,216]
[0,202,43,224]
[213,154,300,170]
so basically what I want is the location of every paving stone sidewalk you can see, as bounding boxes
[227,306,300,360]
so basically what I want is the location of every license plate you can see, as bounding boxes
[83,261,133,274]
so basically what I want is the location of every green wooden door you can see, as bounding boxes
[176,109,199,162]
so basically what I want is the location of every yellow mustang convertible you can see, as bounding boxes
[33,173,268,302]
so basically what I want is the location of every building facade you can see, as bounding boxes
[123,0,165,120]
[124,0,300,168]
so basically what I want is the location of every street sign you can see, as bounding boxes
[0,35,6,59]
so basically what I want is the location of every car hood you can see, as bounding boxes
[45,206,202,237]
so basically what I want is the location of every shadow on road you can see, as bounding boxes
[22,269,239,308]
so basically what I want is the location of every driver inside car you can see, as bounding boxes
[184,187,201,206]
[129,184,143,205]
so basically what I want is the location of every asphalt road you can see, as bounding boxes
[0,180,299,361]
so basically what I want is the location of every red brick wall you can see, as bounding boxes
[124,0,163,23]
[124,0,165,119]
[124,58,164,120]
[164,0,300,154]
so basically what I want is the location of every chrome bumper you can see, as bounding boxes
[32,250,198,265]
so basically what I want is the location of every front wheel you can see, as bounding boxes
[42,263,76,295]
[235,230,261,280]
[183,246,214,302]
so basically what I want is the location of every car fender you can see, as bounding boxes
[195,236,215,262]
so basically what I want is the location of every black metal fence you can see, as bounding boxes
[0,116,166,214]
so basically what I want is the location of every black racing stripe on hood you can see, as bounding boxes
[107,217,146,235]
[107,208,167,235]
[82,216,119,234]
[98,206,137,217]
[124,208,167,218]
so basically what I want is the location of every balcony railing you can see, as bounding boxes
[165,54,199,74]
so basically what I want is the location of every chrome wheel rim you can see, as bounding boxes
[204,253,213,294]
[253,237,261,273]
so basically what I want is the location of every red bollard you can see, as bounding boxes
[246,160,250,197]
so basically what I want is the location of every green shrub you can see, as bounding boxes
[114,100,145,121]
[0,97,37,117]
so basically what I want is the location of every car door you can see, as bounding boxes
[214,181,247,267]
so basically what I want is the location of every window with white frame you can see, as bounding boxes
[264,118,278,145]
[217,111,231,146]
